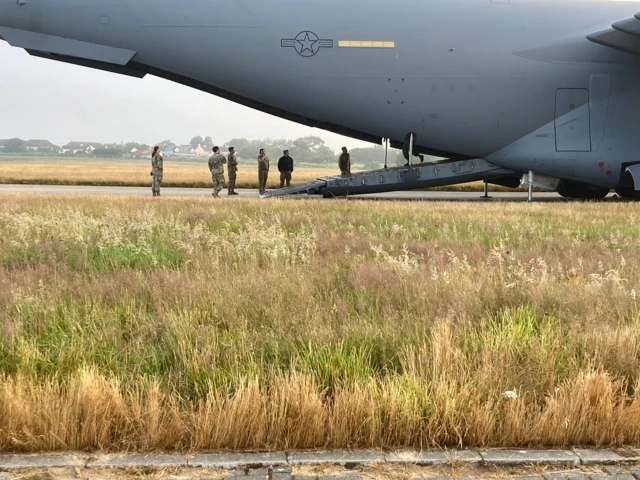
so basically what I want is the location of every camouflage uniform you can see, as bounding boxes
[208,153,227,197]
[227,152,238,195]
[258,154,270,193]
[339,152,351,175]
[151,151,163,196]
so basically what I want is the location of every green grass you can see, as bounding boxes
[1,195,640,451]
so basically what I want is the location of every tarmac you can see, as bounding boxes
[0,184,570,201]
[2,449,640,479]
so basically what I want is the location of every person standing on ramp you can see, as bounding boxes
[258,148,270,194]
[278,149,294,188]
[227,147,239,195]
[151,146,163,197]
[339,146,351,175]
[208,146,227,198]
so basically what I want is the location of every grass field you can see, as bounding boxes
[0,157,522,192]
[1,195,639,452]
[0,157,337,190]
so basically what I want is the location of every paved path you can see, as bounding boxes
[0,184,570,202]
[2,449,640,479]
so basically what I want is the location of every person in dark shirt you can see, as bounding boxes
[339,147,351,175]
[402,132,425,166]
[278,149,294,188]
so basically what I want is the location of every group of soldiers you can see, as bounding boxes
[150,145,353,197]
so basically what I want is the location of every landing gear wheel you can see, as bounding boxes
[615,187,638,199]
[557,181,609,200]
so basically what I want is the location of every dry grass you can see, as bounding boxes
[0,195,639,452]
[0,157,337,189]
[0,157,519,191]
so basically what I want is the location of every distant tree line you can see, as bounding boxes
[226,136,395,169]
[1,135,407,168]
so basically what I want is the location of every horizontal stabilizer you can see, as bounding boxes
[588,14,640,55]
[0,27,136,65]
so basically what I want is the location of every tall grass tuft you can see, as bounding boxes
[2,195,640,451]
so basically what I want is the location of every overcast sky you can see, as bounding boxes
[0,42,369,151]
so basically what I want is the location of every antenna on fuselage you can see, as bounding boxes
[17,0,26,6]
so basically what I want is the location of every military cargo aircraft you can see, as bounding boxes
[2,0,640,198]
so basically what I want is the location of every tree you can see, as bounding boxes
[93,148,124,158]
[204,136,213,146]
[3,138,24,153]
[157,140,175,150]
[190,136,203,148]
[350,146,387,170]
[125,142,149,151]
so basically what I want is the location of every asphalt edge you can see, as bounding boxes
[1,448,640,471]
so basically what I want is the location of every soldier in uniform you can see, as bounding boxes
[151,146,163,197]
[208,146,227,197]
[278,149,294,188]
[227,146,239,195]
[258,148,270,194]
[338,146,351,175]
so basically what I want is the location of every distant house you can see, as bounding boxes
[132,148,153,159]
[195,144,210,156]
[60,142,104,155]
[173,145,195,156]
[23,139,57,151]
[0,139,7,151]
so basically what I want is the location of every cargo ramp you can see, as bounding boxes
[262,158,518,198]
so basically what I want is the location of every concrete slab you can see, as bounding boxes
[447,451,483,464]
[224,467,270,478]
[604,468,626,475]
[544,474,567,480]
[189,452,287,469]
[481,450,579,466]
[87,453,188,468]
[318,474,361,480]
[288,451,385,466]
[272,467,293,480]
[0,454,88,470]
[385,451,449,465]
[246,467,271,477]
[574,450,625,465]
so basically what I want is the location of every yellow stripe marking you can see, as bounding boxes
[338,41,395,48]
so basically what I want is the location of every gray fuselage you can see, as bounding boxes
[2,0,640,189]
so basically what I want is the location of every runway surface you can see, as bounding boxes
[0,184,570,201]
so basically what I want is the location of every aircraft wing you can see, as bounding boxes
[587,14,640,55]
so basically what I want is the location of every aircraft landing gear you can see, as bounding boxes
[615,187,638,199]
[557,181,609,200]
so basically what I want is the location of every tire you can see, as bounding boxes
[615,187,638,199]
[557,181,609,200]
